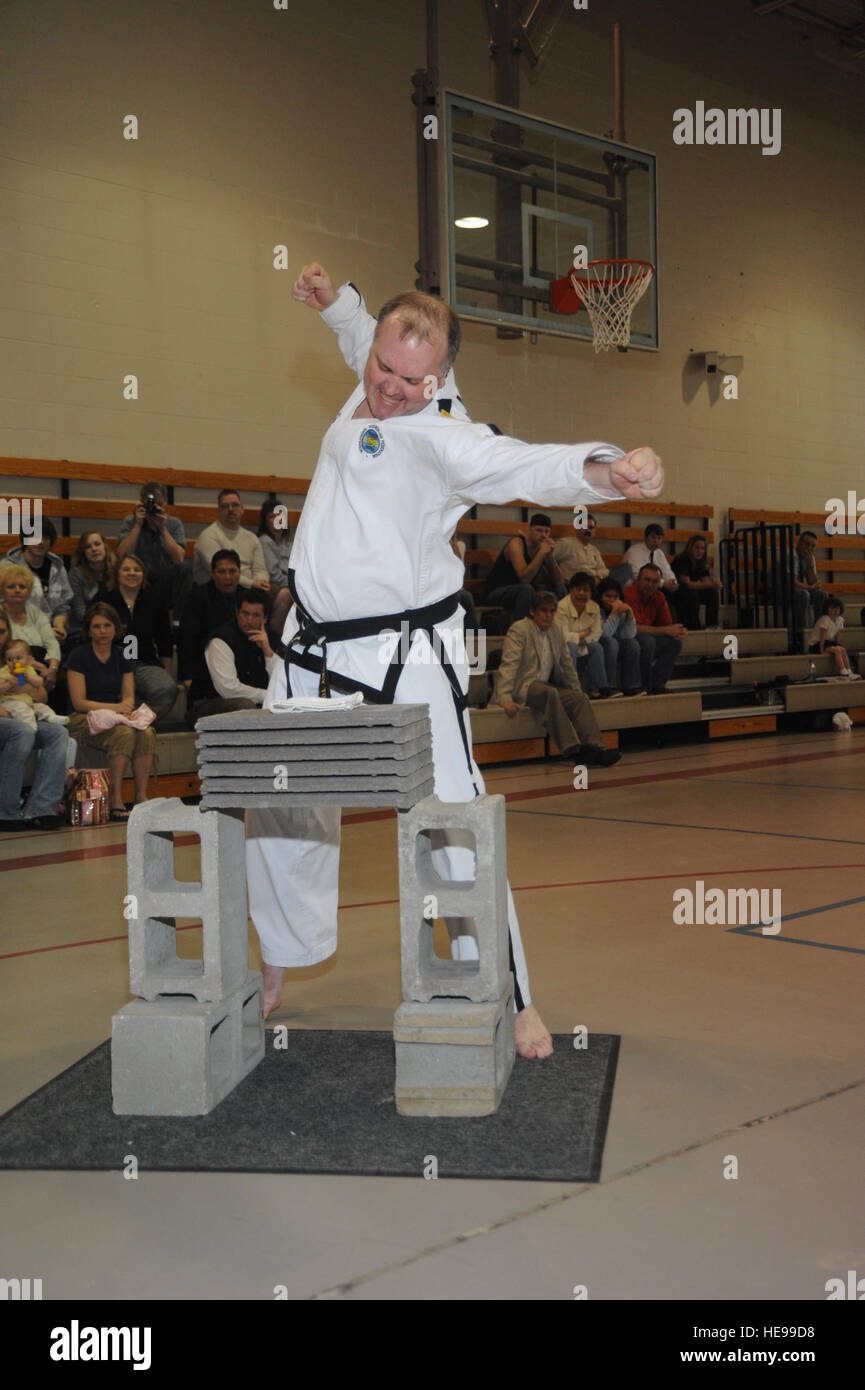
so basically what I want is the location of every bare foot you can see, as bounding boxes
[514,1004,554,1060]
[261,963,285,1019]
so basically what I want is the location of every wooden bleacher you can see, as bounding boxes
[729,507,865,601]
[460,499,714,600]
[4,458,863,799]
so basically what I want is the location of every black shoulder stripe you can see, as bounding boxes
[487,422,503,436]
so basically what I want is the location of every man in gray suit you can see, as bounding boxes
[493,591,621,766]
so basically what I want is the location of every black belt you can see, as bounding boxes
[283,568,468,709]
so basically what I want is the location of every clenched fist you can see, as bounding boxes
[292,262,337,312]
[609,447,664,500]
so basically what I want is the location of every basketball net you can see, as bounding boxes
[570,259,655,353]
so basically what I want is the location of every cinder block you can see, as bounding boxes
[393,981,515,1116]
[398,795,510,1003]
[111,972,264,1115]
[127,799,249,1003]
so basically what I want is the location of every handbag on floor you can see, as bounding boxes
[64,769,110,827]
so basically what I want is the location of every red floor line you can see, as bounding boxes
[2,863,861,961]
[0,921,202,961]
[3,742,865,872]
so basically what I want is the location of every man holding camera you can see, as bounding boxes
[116,481,193,619]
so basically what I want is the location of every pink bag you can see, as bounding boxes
[65,769,110,827]
[86,703,156,734]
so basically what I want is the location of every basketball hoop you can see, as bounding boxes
[569,259,655,353]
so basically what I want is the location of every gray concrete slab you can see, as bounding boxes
[201,767,435,793]
[196,719,431,747]
[196,704,431,732]
[200,783,435,809]
[195,734,432,763]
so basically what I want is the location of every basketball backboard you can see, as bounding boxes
[441,90,658,349]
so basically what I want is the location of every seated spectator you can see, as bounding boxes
[115,480,193,621]
[621,524,678,595]
[0,520,73,645]
[670,534,722,629]
[0,564,61,694]
[179,550,248,723]
[484,513,566,626]
[624,564,686,694]
[194,490,270,592]
[203,592,280,713]
[493,591,620,766]
[66,602,156,821]
[553,511,609,586]
[99,555,179,719]
[556,572,607,698]
[0,606,69,831]
[69,532,117,644]
[792,531,829,633]
[255,495,294,636]
[257,494,292,588]
[595,576,643,697]
[809,597,858,678]
[0,637,67,728]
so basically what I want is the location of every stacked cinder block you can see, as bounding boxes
[111,799,264,1116]
[111,705,516,1122]
[195,705,434,809]
[393,794,516,1117]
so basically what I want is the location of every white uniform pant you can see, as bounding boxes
[245,612,531,1007]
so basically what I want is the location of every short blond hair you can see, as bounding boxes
[0,563,35,597]
[376,292,461,372]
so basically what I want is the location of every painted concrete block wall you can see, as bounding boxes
[1,0,862,537]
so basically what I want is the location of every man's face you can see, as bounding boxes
[212,560,240,593]
[218,494,243,527]
[637,569,662,600]
[363,316,446,421]
[645,531,663,550]
[23,536,51,564]
[528,523,551,548]
[570,584,592,608]
[531,603,558,632]
[237,602,265,636]
[577,517,596,543]
[798,535,817,557]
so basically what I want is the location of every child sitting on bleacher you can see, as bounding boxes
[808,598,859,679]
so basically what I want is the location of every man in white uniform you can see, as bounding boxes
[245,262,664,1060]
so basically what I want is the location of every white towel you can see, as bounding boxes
[269,693,365,712]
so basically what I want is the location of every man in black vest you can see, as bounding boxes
[202,591,278,718]
[484,513,566,628]
[179,551,272,723]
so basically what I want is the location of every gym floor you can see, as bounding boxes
[1,728,862,1301]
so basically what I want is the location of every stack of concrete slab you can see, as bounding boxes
[195,705,434,810]
[393,794,516,1118]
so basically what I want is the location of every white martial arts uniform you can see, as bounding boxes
[246,284,626,1008]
